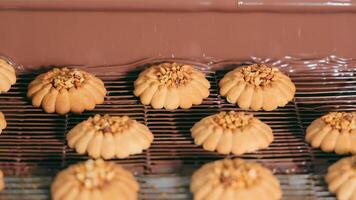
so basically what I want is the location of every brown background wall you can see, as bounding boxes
[0,1,355,68]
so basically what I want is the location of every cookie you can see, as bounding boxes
[306,112,356,154]
[219,64,295,111]
[0,58,16,94]
[134,62,210,109]
[191,111,273,155]
[67,114,154,159]
[27,67,106,115]
[51,159,139,200]
[0,169,4,192]
[325,156,356,200]
[191,158,282,200]
[0,112,6,135]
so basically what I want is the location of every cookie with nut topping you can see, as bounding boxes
[325,156,356,200]
[306,112,356,154]
[191,158,282,200]
[67,114,154,159]
[134,62,210,110]
[0,112,6,135]
[219,64,295,111]
[27,67,106,115]
[0,58,16,94]
[51,159,139,200]
[191,111,273,155]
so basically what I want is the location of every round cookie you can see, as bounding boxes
[0,112,6,135]
[0,169,4,192]
[325,156,356,200]
[219,64,295,111]
[134,62,210,110]
[51,159,139,200]
[191,111,273,155]
[27,67,106,115]
[306,112,356,154]
[191,158,282,200]
[67,114,154,159]
[0,58,16,94]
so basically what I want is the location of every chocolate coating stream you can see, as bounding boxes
[0,0,355,68]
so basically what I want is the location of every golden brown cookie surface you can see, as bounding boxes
[0,169,4,192]
[0,112,6,135]
[306,112,356,154]
[0,58,16,94]
[51,159,139,200]
[27,67,106,115]
[219,64,295,111]
[191,111,273,155]
[191,158,282,200]
[67,114,154,159]
[326,156,356,200]
[134,62,210,110]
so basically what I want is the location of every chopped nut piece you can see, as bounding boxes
[72,159,116,189]
[239,64,279,87]
[43,68,86,90]
[215,159,260,189]
[212,111,253,129]
[51,159,139,200]
[155,63,193,87]
[191,159,282,200]
[321,112,356,131]
[89,114,133,134]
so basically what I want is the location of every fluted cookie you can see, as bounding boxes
[0,58,16,94]
[219,64,295,111]
[191,158,282,200]
[306,112,356,154]
[0,112,6,135]
[325,156,356,200]
[51,159,139,200]
[67,114,153,159]
[191,111,273,155]
[27,67,106,115]
[0,169,4,191]
[134,62,210,109]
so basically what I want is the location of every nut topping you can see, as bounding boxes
[321,112,356,131]
[214,159,260,189]
[44,68,86,90]
[89,114,132,134]
[239,64,279,87]
[73,159,116,189]
[213,111,253,129]
[155,63,193,87]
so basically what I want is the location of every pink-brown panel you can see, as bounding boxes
[0,10,355,69]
